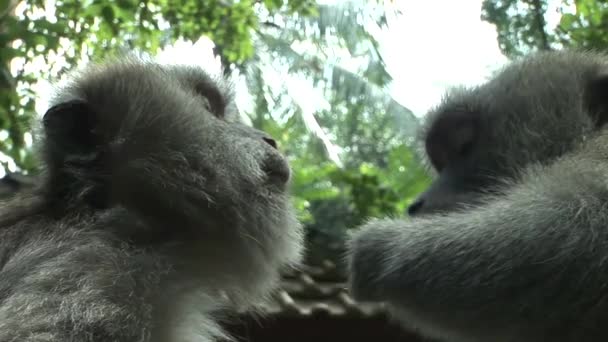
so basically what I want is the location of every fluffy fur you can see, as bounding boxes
[347,50,608,342]
[0,56,303,342]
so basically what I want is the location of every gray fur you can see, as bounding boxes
[0,55,303,342]
[347,50,608,342]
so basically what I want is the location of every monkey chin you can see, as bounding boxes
[150,196,303,342]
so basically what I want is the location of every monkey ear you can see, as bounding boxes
[42,100,100,151]
[587,73,608,128]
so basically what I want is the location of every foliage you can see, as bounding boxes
[0,0,430,259]
[0,0,317,171]
[481,0,552,57]
[236,1,429,254]
[482,0,608,57]
[556,0,608,51]
[292,144,429,263]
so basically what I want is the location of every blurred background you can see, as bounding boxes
[0,0,606,341]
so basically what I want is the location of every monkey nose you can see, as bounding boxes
[407,199,424,216]
[262,153,291,185]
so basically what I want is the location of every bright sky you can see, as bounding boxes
[154,0,514,167]
[31,0,514,119]
[158,1,511,118]
[381,0,509,117]
[28,0,573,121]
[380,0,569,116]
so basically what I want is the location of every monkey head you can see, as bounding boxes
[407,51,608,216]
[38,56,303,297]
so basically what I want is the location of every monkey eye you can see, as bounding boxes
[200,97,212,112]
[193,82,226,118]
[198,95,225,119]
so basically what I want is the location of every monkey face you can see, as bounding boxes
[40,57,303,268]
[408,51,608,217]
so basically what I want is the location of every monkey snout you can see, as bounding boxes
[262,153,291,185]
[407,199,424,216]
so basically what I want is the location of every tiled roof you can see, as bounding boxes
[257,259,387,318]
[227,260,423,342]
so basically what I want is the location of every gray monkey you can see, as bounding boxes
[347,50,608,342]
[0,55,303,341]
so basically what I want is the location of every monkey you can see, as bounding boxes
[346,50,608,342]
[0,55,304,342]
